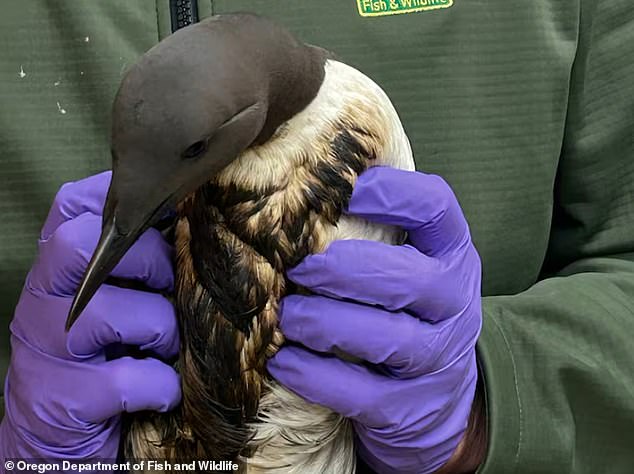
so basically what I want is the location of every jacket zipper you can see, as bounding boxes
[170,0,199,32]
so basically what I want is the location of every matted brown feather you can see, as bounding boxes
[125,115,385,471]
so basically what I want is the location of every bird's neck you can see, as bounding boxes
[253,45,328,146]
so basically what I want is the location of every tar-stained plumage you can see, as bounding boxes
[67,13,415,474]
[171,122,379,458]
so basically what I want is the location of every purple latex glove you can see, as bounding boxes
[0,172,180,463]
[268,167,482,474]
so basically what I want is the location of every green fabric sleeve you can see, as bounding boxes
[478,255,634,473]
[478,1,634,472]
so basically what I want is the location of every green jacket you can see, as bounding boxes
[1,1,633,472]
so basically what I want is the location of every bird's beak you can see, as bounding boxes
[65,177,177,331]
[66,218,134,331]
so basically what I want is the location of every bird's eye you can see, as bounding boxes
[182,139,209,160]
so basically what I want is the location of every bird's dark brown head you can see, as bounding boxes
[66,13,327,329]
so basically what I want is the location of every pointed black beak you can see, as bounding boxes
[65,217,142,330]
[65,175,177,331]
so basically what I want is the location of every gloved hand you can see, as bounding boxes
[0,172,180,462]
[268,167,482,474]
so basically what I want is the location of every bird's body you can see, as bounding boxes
[128,58,414,472]
[65,13,414,473]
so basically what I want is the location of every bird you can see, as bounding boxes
[65,12,415,473]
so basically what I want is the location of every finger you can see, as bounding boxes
[67,285,178,359]
[288,239,475,320]
[278,295,479,376]
[34,213,173,295]
[41,171,112,240]
[79,357,181,422]
[348,167,471,257]
[268,345,389,426]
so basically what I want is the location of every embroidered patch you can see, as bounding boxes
[356,0,453,17]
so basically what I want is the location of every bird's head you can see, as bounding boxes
[66,13,327,329]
